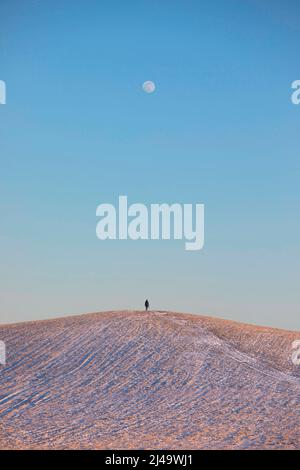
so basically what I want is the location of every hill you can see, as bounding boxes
[0,310,299,449]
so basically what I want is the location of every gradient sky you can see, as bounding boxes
[0,0,299,329]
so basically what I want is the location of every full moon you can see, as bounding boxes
[142,80,156,94]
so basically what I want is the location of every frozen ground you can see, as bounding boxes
[0,310,299,449]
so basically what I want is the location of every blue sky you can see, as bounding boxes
[0,0,299,328]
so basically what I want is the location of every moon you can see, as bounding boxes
[142,80,156,94]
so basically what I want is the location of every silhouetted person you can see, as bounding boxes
[145,299,149,311]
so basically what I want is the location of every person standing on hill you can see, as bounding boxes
[145,299,149,311]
